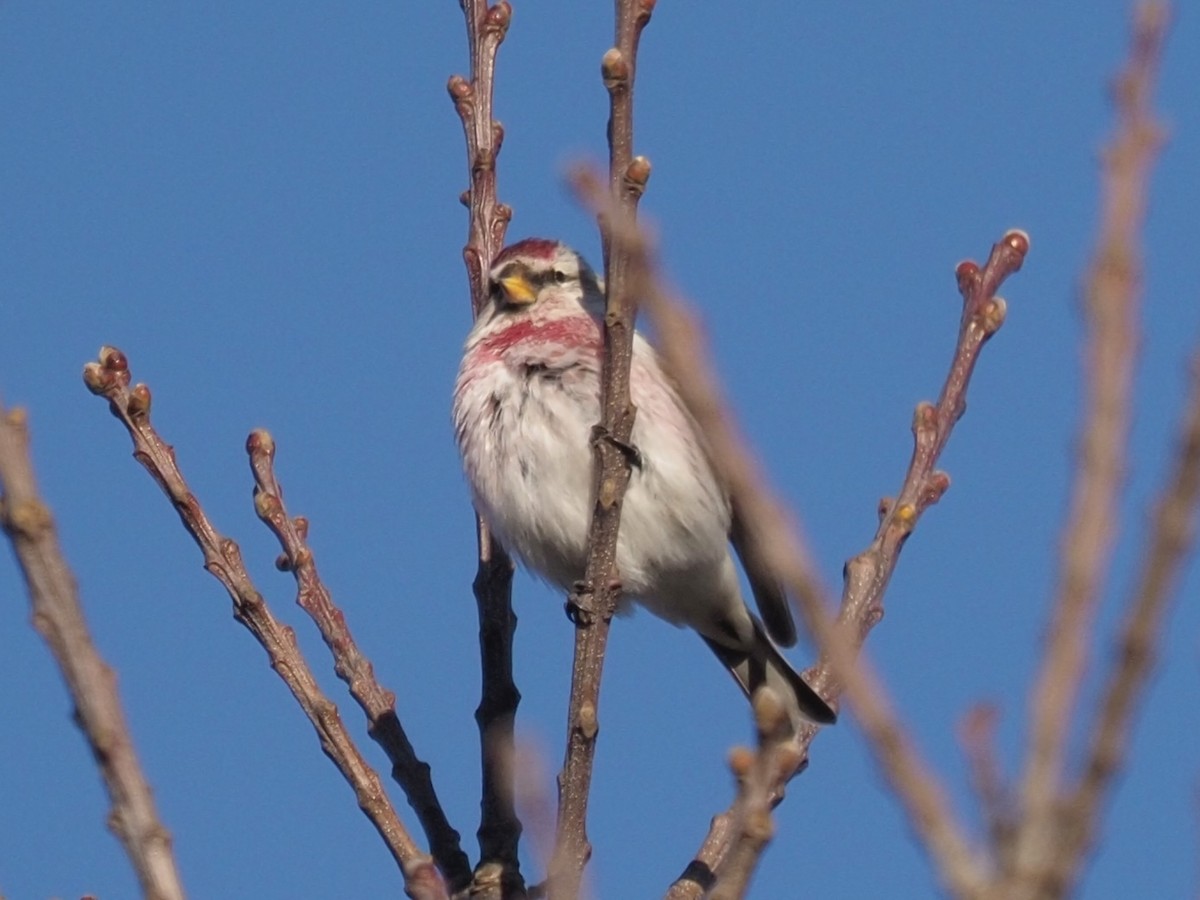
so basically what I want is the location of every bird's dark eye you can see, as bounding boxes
[552,269,569,284]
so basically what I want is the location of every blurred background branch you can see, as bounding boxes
[0,402,186,900]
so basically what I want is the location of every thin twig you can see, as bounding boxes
[449,3,523,897]
[1012,4,1168,889]
[0,404,186,900]
[794,234,1025,898]
[82,347,445,900]
[708,690,803,900]
[246,430,471,891]
[546,3,655,898]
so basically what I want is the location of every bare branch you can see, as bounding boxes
[828,232,1025,659]
[450,0,514,311]
[246,431,470,891]
[81,347,445,899]
[799,233,1026,898]
[1013,4,1168,888]
[547,2,655,898]
[0,404,186,900]
[449,3,523,896]
[708,690,803,900]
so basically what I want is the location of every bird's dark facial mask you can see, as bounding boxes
[490,261,579,309]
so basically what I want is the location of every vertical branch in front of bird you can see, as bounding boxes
[632,221,1023,898]
[449,4,525,897]
[547,2,655,898]
[81,348,447,900]
[0,403,187,900]
[1009,6,1170,896]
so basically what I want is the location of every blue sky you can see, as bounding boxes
[2,3,1198,898]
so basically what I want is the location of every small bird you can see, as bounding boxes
[453,238,835,727]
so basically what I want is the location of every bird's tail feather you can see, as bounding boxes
[703,622,837,726]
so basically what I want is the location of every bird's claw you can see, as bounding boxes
[565,577,623,626]
[566,580,596,626]
[590,425,643,470]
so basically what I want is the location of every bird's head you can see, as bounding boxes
[486,238,604,318]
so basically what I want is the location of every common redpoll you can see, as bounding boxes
[453,238,835,727]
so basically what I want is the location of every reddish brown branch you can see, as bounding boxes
[1013,5,1168,890]
[450,3,523,897]
[827,232,1026,666]
[0,404,186,900]
[450,0,513,312]
[245,431,470,891]
[547,3,655,898]
[82,347,445,900]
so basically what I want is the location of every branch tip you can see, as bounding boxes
[83,346,133,396]
[100,345,128,372]
[246,428,275,456]
[1003,228,1031,258]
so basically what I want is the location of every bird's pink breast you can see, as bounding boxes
[471,315,602,364]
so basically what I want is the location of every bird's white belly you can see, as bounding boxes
[459,357,733,627]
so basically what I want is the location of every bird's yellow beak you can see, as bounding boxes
[498,274,538,306]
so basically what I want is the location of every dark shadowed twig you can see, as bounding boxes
[246,431,470,892]
[547,2,655,898]
[664,814,730,900]
[449,3,523,897]
[0,404,186,900]
[81,348,446,900]
[1012,5,1168,892]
